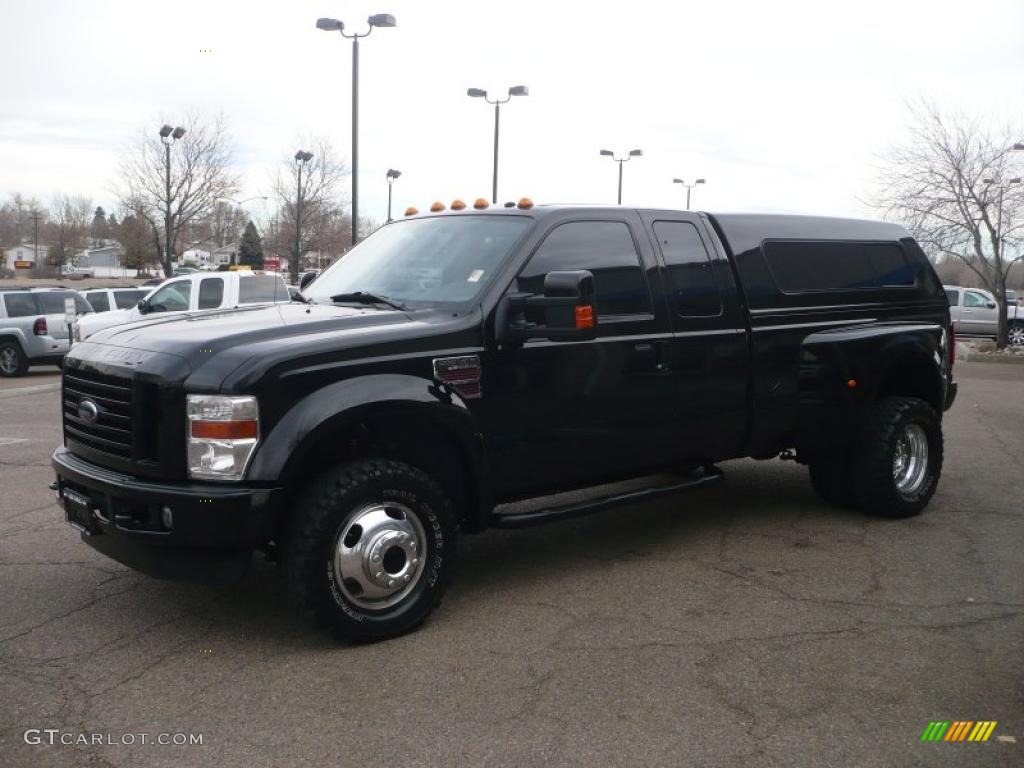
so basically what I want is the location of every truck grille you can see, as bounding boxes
[63,369,134,459]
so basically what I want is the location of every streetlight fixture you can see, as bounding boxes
[293,151,314,279]
[672,177,706,211]
[316,13,397,247]
[600,148,642,205]
[159,124,186,276]
[467,85,529,203]
[385,169,402,222]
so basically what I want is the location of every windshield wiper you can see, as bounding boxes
[329,291,406,311]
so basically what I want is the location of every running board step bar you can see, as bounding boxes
[490,465,723,529]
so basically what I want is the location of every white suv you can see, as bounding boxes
[75,271,290,340]
[79,287,149,313]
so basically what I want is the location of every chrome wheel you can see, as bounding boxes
[892,423,929,495]
[332,502,426,611]
[0,346,19,375]
[1009,325,1024,346]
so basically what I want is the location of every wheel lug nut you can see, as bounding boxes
[403,574,411,582]
[372,555,380,562]
[388,580,395,587]
[375,571,383,579]
[411,558,418,566]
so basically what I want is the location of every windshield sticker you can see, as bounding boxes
[467,270,484,283]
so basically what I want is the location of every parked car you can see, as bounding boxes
[60,264,94,280]
[53,204,955,641]
[0,287,92,376]
[140,278,167,287]
[944,284,1024,344]
[79,287,149,313]
[74,270,291,340]
[172,267,198,276]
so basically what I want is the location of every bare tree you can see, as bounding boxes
[270,137,349,277]
[876,101,1024,347]
[116,112,239,277]
[46,194,92,270]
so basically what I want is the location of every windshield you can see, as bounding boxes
[304,215,532,308]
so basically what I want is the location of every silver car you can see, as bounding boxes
[0,288,93,377]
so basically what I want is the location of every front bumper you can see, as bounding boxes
[52,447,283,583]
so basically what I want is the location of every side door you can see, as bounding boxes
[961,289,997,336]
[642,214,750,462]
[481,214,677,497]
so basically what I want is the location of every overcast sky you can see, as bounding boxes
[2,0,1022,227]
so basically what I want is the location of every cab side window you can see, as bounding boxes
[148,281,192,312]
[653,221,722,317]
[198,278,224,310]
[963,291,988,308]
[85,291,110,312]
[516,221,651,318]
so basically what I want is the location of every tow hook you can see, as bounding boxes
[778,449,796,462]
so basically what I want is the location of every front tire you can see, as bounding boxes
[284,459,457,642]
[853,397,943,518]
[0,340,28,377]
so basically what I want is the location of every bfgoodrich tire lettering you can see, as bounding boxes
[854,396,943,518]
[284,459,456,642]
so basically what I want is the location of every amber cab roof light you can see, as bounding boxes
[473,198,489,209]
[450,199,467,210]
[404,206,419,217]
[429,201,446,212]
[517,197,534,209]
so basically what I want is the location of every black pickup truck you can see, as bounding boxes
[52,203,956,641]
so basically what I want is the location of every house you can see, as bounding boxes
[2,243,50,270]
[76,243,125,269]
[210,244,237,267]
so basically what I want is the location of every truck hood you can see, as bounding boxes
[69,302,463,389]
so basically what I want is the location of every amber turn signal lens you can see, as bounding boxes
[847,379,857,388]
[575,305,594,330]
[404,207,419,217]
[191,420,258,439]
[473,198,489,209]
[451,199,467,210]
[430,201,446,212]
[517,197,534,209]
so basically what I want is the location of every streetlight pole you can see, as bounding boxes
[317,14,396,248]
[158,124,186,277]
[385,169,401,222]
[599,149,643,205]
[672,177,706,210]
[293,151,313,278]
[468,86,529,203]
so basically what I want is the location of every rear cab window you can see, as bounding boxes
[238,275,287,304]
[198,278,225,309]
[944,289,960,306]
[652,220,722,317]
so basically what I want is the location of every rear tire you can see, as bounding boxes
[0,340,28,377]
[808,456,857,509]
[1009,321,1024,346]
[853,397,942,518]
[283,459,457,642]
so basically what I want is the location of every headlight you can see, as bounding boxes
[186,395,259,480]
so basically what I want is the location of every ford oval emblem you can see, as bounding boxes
[78,399,99,424]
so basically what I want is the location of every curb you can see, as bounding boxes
[957,351,1024,365]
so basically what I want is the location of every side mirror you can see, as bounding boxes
[299,272,317,291]
[987,300,996,309]
[136,298,150,315]
[505,270,597,342]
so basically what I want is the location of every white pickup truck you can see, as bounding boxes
[75,271,291,340]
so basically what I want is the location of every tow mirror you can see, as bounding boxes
[136,298,150,315]
[505,270,597,342]
[299,272,317,291]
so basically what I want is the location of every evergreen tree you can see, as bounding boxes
[91,206,109,243]
[238,220,263,268]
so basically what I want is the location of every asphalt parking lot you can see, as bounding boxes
[1,363,1021,767]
